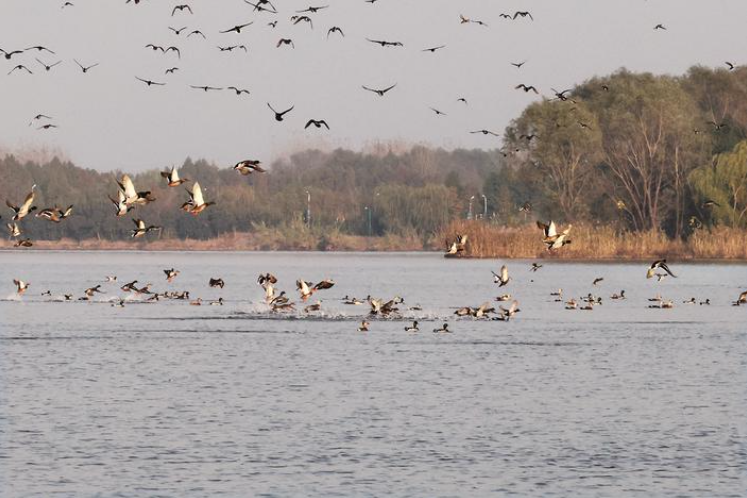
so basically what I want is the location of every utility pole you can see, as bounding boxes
[305,190,311,228]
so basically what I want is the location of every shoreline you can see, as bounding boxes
[2,246,746,264]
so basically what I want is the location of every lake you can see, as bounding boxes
[1,251,745,497]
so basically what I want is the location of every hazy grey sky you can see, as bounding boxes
[1,0,745,171]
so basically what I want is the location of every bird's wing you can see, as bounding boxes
[121,175,137,199]
[20,190,35,211]
[501,265,508,281]
[192,182,204,206]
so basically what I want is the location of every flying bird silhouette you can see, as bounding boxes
[267,103,294,121]
[362,84,397,96]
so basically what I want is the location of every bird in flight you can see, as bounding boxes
[422,45,446,53]
[268,103,294,121]
[305,119,330,130]
[8,65,33,75]
[429,107,447,116]
[470,130,500,137]
[38,124,58,130]
[362,84,397,96]
[227,86,250,95]
[327,26,344,38]
[29,114,53,126]
[190,85,222,92]
[136,76,166,87]
[74,59,99,73]
[218,45,247,52]
[654,24,666,30]
[551,88,575,102]
[292,16,314,29]
[169,26,188,35]
[513,11,534,20]
[0,48,24,60]
[172,4,193,16]
[233,160,266,175]
[725,62,737,71]
[511,61,526,69]
[367,38,403,47]
[220,22,254,34]
[36,58,62,71]
[515,84,538,94]
[131,219,161,238]
[161,166,189,187]
[165,46,181,58]
[245,0,277,13]
[277,38,295,48]
[25,45,55,55]
[646,260,676,279]
[297,5,328,13]
[188,30,206,38]
[165,67,179,75]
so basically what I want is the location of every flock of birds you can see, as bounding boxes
[3,159,264,247]
[3,2,747,329]
[8,1,718,140]
[7,225,747,333]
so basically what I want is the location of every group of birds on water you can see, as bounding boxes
[8,251,747,334]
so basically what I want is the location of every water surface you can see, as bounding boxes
[1,252,745,497]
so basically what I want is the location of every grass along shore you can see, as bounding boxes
[3,222,746,260]
[438,221,747,260]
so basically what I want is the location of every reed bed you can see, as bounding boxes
[438,221,747,260]
[4,222,746,259]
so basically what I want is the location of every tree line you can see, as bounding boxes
[2,65,746,245]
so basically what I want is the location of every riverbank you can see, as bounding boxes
[4,222,747,260]
[438,221,747,260]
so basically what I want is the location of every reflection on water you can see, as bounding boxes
[1,252,746,497]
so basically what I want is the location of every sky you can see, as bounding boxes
[0,0,745,172]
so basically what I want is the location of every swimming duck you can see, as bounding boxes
[432,323,451,333]
[565,299,578,310]
[209,298,224,306]
[272,302,295,312]
[404,320,419,332]
[611,290,626,300]
[357,320,370,332]
[304,302,322,313]
[496,300,520,321]
[14,238,33,248]
[209,278,225,288]
[472,302,495,318]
